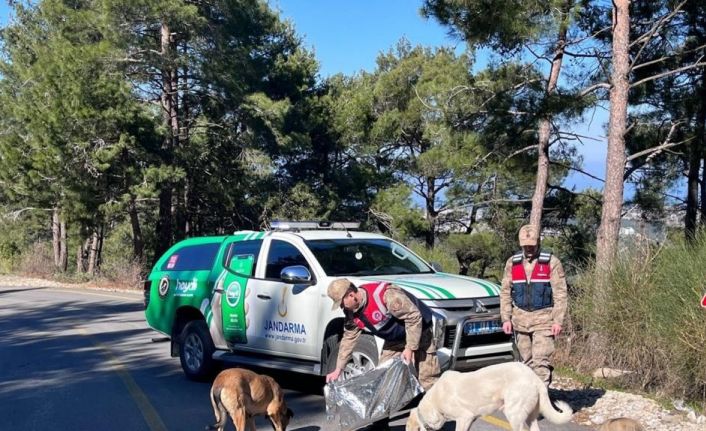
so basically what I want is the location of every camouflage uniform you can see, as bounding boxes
[500,253,568,386]
[336,284,440,390]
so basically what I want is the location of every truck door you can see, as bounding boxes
[218,237,264,347]
[247,239,320,359]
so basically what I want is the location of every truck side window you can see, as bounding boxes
[224,240,263,276]
[265,240,310,279]
[161,243,221,271]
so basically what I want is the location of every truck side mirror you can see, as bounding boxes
[280,265,312,284]
[430,261,443,272]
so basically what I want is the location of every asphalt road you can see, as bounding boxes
[0,283,593,431]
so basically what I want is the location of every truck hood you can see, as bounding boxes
[355,272,500,300]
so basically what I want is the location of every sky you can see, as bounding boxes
[0,2,9,25]
[0,0,609,193]
[271,0,609,193]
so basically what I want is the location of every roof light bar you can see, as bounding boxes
[270,220,361,231]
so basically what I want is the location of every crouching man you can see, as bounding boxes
[326,279,440,430]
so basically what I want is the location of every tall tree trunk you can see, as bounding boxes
[464,205,479,234]
[528,0,572,227]
[686,142,700,240]
[174,183,185,240]
[97,224,104,271]
[595,0,631,284]
[697,69,706,230]
[59,218,68,272]
[425,177,437,248]
[87,231,99,275]
[697,156,706,228]
[184,181,191,236]
[52,208,61,268]
[76,242,84,274]
[179,40,191,239]
[128,195,144,261]
[689,69,706,237]
[156,187,173,261]
[155,21,179,261]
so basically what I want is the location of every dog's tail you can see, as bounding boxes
[536,380,572,425]
[206,385,228,431]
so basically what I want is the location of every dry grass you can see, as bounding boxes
[17,242,55,277]
[559,235,706,409]
[12,240,145,291]
[96,256,145,290]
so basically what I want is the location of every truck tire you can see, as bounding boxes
[179,320,217,381]
[324,333,378,380]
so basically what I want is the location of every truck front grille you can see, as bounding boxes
[444,326,456,349]
[443,325,511,349]
[458,332,511,349]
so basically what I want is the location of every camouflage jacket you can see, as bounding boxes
[335,284,423,370]
[499,253,568,332]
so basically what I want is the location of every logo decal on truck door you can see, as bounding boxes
[226,281,242,307]
[158,276,170,298]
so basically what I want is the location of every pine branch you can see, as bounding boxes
[630,59,706,88]
[623,122,692,180]
[625,122,685,163]
[632,42,706,72]
[547,183,602,204]
[550,160,605,183]
[2,207,53,221]
[556,131,603,142]
[580,82,611,96]
[630,0,688,67]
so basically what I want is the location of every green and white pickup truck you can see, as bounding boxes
[144,221,513,381]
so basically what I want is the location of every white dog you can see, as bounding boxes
[406,362,573,431]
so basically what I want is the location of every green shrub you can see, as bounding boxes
[98,221,145,289]
[446,231,506,281]
[567,235,706,406]
[0,216,48,273]
[406,240,460,274]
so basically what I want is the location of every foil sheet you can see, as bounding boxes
[324,357,423,431]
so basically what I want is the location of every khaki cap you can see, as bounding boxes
[328,278,353,310]
[518,224,539,246]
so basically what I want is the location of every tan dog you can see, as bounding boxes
[406,362,573,431]
[598,417,644,431]
[207,368,293,431]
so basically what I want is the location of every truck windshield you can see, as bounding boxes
[305,238,433,276]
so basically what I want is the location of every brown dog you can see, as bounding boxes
[598,417,644,431]
[207,368,293,431]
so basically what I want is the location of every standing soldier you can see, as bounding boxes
[500,224,568,387]
[326,278,440,430]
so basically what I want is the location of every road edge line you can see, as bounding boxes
[80,328,168,431]
[481,414,513,430]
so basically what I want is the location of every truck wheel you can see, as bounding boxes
[325,334,378,380]
[179,320,216,381]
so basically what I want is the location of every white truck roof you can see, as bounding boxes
[278,230,388,240]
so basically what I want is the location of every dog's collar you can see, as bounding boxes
[416,407,434,431]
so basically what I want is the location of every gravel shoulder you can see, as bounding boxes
[0,273,142,294]
[1,274,703,430]
[551,372,706,430]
